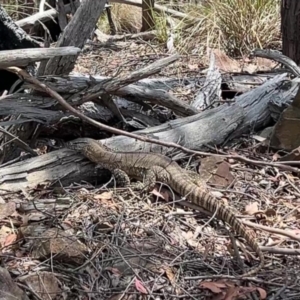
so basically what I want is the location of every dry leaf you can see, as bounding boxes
[135,278,148,294]
[94,191,113,200]
[264,208,276,217]
[245,202,259,215]
[188,64,198,70]
[21,272,61,300]
[256,287,267,299]
[4,233,17,247]
[0,226,14,247]
[210,161,235,188]
[224,286,239,300]
[199,155,225,183]
[212,49,241,72]
[151,188,169,201]
[0,202,16,221]
[165,267,175,285]
[200,281,226,294]
[105,267,122,276]
[31,228,88,264]
[272,153,281,161]
[0,267,29,300]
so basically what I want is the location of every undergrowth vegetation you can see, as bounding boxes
[3,0,281,57]
[2,0,36,20]
[97,4,142,33]
[98,0,281,57]
[179,0,281,56]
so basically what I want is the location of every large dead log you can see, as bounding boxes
[0,73,295,193]
[0,69,279,130]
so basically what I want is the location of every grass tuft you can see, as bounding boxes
[97,4,142,34]
[177,0,281,56]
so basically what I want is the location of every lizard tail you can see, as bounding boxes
[174,178,264,276]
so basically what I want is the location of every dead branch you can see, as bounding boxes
[15,1,80,30]
[71,54,181,103]
[0,70,297,192]
[0,47,81,68]
[42,0,107,76]
[251,49,300,77]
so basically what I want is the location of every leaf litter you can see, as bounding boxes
[1,42,300,299]
[2,135,300,299]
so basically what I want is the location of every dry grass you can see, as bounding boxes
[178,0,281,56]
[97,4,142,34]
[98,0,281,57]
[4,0,281,56]
[2,0,37,20]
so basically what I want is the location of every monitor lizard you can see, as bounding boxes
[65,138,264,277]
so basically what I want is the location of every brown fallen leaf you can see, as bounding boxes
[264,208,277,218]
[212,49,241,73]
[256,287,267,299]
[4,233,17,247]
[0,267,29,300]
[223,285,239,300]
[20,272,61,300]
[135,278,148,294]
[199,156,225,183]
[0,202,16,221]
[188,64,199,70]
[151,187,170,201]
[209,161,235,188]
[245,202,259,215]
[31,228,88,264]
[0,225,15,248]
[200,281,226,294]
[94,191,113,200]
[165,266,181,295]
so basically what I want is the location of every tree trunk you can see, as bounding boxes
[141,0,155,31]
[281,0,300,64]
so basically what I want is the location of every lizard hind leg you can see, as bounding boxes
[143,166,171,192]
[125,169,158,193]
[111,168,131,187]
[111,168,147,191]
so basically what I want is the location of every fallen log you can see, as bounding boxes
[0,73,295,194]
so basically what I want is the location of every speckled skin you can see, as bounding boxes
[66,138,264,277]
